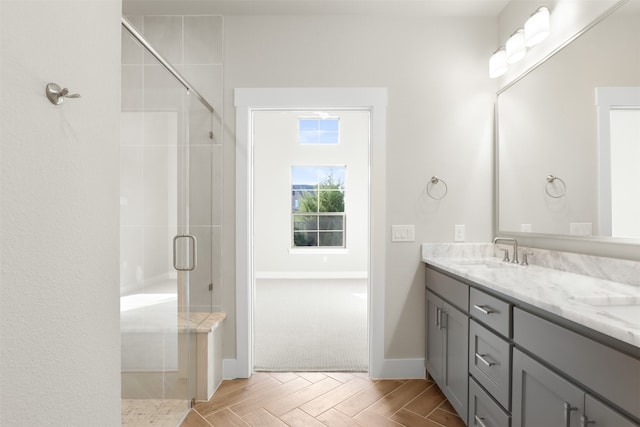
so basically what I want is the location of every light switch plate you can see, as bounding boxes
[392,225,415,242]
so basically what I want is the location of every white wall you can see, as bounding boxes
[222,15,496,363]
[0,1,121,425]
[254,110,369,277]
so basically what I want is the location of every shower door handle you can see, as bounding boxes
[173,234,197,271]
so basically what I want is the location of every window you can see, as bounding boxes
[291,166,346,248]
[298,118,339,145]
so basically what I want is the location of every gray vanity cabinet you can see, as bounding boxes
[424,263,640,427]
[468,288,512,427]
[512,349,638,427]
[513,308,639,427]
[425,267,469,421]
[584,394,639,427]
[512,348,584,427]
[469,378,511,427]
[426,291,446,381]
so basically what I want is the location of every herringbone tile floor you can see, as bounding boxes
[181,372,466,426]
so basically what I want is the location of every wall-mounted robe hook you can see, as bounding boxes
[46,83,81,105]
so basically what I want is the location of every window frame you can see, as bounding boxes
[297,116,341,145]
[290,165,347,250]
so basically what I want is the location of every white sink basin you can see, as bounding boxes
[572,295,640,307]
[449,259,517,269]
[572,295,640,319]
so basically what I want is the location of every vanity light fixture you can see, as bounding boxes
[506,29,526,64]
[524,6,550,47]
[489,48,508,78]
[489,5,551,78]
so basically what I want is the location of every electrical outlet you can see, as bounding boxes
[454,224,465,242]
[521,224,532,232]
[391,225,415,242]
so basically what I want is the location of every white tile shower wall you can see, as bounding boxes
[120,15,224,311]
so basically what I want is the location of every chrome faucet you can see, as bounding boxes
[493,237,519,264]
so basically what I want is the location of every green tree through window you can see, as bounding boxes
[292,167,345,247]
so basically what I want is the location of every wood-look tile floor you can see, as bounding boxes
[181,372,466,427]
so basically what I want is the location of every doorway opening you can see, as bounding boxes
[252,109,369,371]
[233,88,388,379]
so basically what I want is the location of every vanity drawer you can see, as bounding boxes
[470,319,511,409]
[469,378,511,427]
[426,267,469,312]
[470,288,510,337]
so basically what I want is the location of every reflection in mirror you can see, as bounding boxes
[608,107,640,237]
[497,0,640,241]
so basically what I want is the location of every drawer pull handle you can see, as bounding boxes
[473,304,495,315]
[564,402,579,427]
[580,415,595,427]
[474,415,489,427]
[475,353,496,367]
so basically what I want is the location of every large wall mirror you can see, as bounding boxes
[497,0,640,249]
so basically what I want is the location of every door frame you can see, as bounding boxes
[596,86,640,236]
[230,87,387,378]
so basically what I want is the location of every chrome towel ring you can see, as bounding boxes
[545,175,566,198]
[427,176,448,200]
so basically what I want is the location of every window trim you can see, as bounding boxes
[291,165,346,249]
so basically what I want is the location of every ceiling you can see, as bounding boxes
[123,0,512,17]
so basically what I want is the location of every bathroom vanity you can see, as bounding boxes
[422,244,640,427]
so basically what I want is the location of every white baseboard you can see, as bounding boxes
[373,358,426,379]
[222,357,425,380]
[255,271,368,280]
[222,359,242,380]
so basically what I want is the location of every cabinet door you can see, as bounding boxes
[584,394,639,427]
[442,300,469,421]
[426,291,445,383]
[512,349,583,427]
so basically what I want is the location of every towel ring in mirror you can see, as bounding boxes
[545,175,566,198]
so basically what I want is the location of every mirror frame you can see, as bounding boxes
[494,0,640,261]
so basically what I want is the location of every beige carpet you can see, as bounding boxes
[254,278,368,372]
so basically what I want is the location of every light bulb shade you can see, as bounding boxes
[489,48,507,78]
[525,6,550,47]
[506,29,526,64]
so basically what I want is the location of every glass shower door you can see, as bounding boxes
[120,54,194,424]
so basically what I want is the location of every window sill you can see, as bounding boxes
[288,248,349,255]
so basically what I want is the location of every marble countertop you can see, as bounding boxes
[421,244,640,350]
